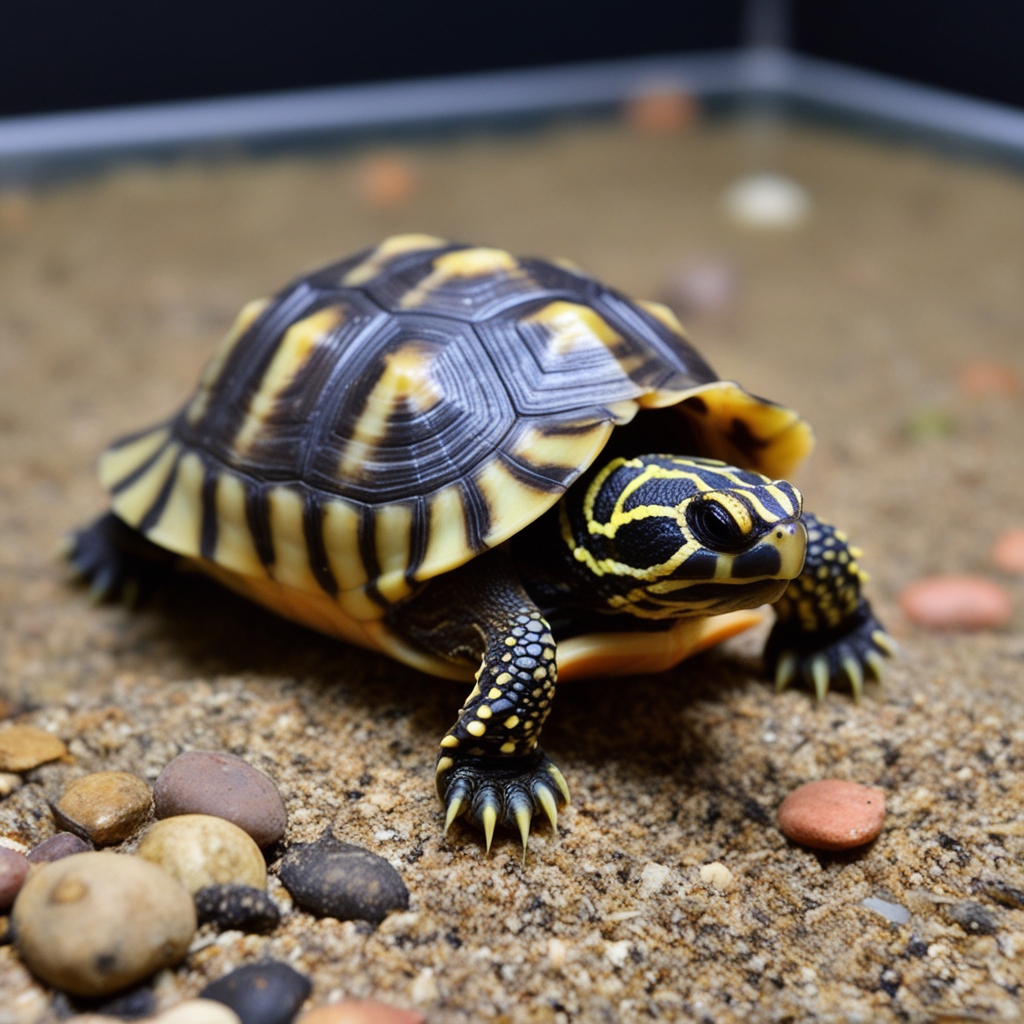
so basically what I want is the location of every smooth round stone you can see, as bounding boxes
[154,752,286,848]
[54,772,153,846]
[200,962,312,1024]
[12,851,195,996]
[152,999,243,1024]
[28,832,93,864]
[279,831,409,924]
[723,173,812,229]
[297,1001,424,1024]
[0,724,67,771]
[992,530,1024,575]
[137,815,266,894]
[778,780,886,851]
[194,884,280,934]
[900,575,1012,630]
[0,846,30,911]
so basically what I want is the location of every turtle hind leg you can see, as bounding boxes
[64,512,177,605]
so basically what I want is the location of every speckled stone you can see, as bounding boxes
[11,851,195,996]
[0,724,67,771]
[136,814,266,894]
[194,884,280,933]
[200,962,312,1024]
[154,751,287,848]
[28,831,93,863]
[778,780,886,851]
[53,772,152,846]
[297,1001,424,1024]
[0,846,30,912]
[278,830,409,924]
[151,999,243,1024]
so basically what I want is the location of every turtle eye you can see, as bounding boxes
[687,499,750,552]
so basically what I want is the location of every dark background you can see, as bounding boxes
[1,0,1022,119]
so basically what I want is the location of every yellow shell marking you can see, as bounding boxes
[321,500,368,592]
[110,443,180,528]
[525,300,622,356]
[337,343,442,479]
[374,503,414,605]
[636,298,689,337]
[147,451,205,557]
[399,247,521,308]
[511,421,614,475]
[342,234,449,287]
[98,427,170,491]
[475,460,552,549]
[186,298,270,425]
[214,472,266,578]
[233,305,346,455]
[417,485,471,581]
[268,486,320,593]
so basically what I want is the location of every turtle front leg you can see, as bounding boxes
[765,512,897,701]
[389,549,570,856]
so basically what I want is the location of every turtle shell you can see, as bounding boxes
[98,234,813,644]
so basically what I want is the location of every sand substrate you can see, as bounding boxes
[0,116,1023,1023]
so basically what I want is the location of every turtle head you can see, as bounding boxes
[562,455,806,618]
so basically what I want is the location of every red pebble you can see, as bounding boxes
[778,780,886,851]
[297,1001,425,1024]
[992,530,1024,575]
[959,361,1019,397]
[356,156,417,210]
[0,846,30,912]
[899,575,1012,630]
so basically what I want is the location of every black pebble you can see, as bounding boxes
[200,961,312,1024]
[54,985,156,1020]
[278,829,409,924]
[28,832,93,864]
[195,884,281,934]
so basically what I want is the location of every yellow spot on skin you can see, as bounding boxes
[504,716,520,729]
[533,668,547,680]
[502,653,512,662]
[488,687,502,699]
[440,735,459,748]
[532,688,543,698]
[500,742,517,753]
[436,757,454,773]
[505,637,517,646]
[495,673,512,686]
[477,706,492,720]
[543,648,554,660]
[466,721,486,737]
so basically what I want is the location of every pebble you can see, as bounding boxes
[154,751,286,848]
[297,1001,425,1024]
[278,830,409,924]
[28,831,93,863]
[0,724,67,771]
[12,851,195,996]
[959,360,1019,397]
[151,999,243,1024]
[625,89,698,134]
[356,156,417,210]
[992,529,1024,575]
[660,260,737,318]
[778,779,886,851]
[0,771,23,797]
[899,575,1012,630]
[723,173,811,229]
[65,984,157,1019]
[54,772,152,846]
[0,846,30,911]
[200,962,312,1024]
[136,814,266,894]
[194,883,281,933]
[699,862,735,892]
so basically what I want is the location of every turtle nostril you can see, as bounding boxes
[776,530,784,539]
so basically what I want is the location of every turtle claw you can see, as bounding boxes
[766,599,895,703]
[436,748,569,856]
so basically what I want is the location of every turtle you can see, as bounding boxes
[67,234,895,855]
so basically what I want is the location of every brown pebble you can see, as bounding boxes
[0,772,23,797]
[356,156,417,209]
[297,1001,425,1024]
[992,530,1024,575]
[959,360,1019,397]
[0,724,67,772]
[625,89,698,134]
[28,832,93,863]
[136,814,266,894]
[12,851,195,996]
[155,751,286,848]
[0,846,30,912]
[54,772,153,846]
[778,780,886,851]
[899,575,1012,630]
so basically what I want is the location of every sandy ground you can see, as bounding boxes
[1,115,1023,1023]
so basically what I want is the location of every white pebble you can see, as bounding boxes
[639,862,672,897]
[861,896,910,925]
[605,940,631,968]
[699,862,735,891]
[151,1001,242,1024]
[723,173,811,229]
